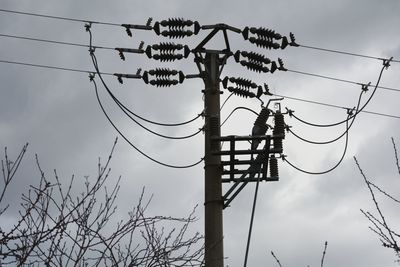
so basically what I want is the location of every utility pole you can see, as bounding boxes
[203,53,223,267]
[88,19,298,267]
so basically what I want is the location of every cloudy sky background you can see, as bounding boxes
[1,1,400,266]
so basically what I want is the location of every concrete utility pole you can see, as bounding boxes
[203,53,224,267]
[93,19,296,267]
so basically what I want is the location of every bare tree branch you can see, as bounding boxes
[354,139,400,261]
[0,139,204,266]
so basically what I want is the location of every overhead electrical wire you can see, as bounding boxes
[220,106,259,127]
[298,44,400,63]
[0,32,205,127]
[285,60,391,127]
[287,88,363,145]
[88,45,203,139]
[273,93,400,119]
[1,58,398,121]
[92,77,202,169]
[87,27,203,169]
[0,58,114,76]
[0,33,114,50]
[1,32,400,94]
[287,68,399,93]
[282,61,390,174]
[0,8,121,26]
[220,92,234,111]
[283,113,352,175]
[1,7,399,65]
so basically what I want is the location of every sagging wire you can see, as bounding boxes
[220,106,259,127]
[298,43,400,64]
[87,25,204,140]
[287,84,364,145]
[220,92,234,111]
[87,26,203,169]
[287,58,392,128]
[282,112,351,175]
[92,48,203,140]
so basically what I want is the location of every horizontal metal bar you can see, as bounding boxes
[221,159,265,165]
[195,48,233,55]
[216,147,282,155]
[212,135,270,142]
[185,74,202,79]
[222,177,279,183]
[113,73,141,79]
[201,23,242,33]
[121,24,152,30]
[214,149,266,155]
[222,169,263,175]
[115,47,144,54]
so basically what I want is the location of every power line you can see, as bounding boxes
[283,114,351,175]
[0,8,120,26]
[0,59,114,76]
[0,33,114,50]
[1,7,399,65]
[274,93,400,119]
[286,61,387,127]
[92,77,203,169]
[87,27,204,169]
[287,69,400,93]
[299,44,400,63]
[0,58,398,120]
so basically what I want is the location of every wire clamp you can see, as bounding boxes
[88,72,95,82]
[361,82,371,92]
[84,22,92,32]
[382,56,393,69]
[286,108,294,117]
[347,107,355,116]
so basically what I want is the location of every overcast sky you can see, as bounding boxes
[1,1,400,266]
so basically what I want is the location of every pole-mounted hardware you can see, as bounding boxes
[89,18,298,267]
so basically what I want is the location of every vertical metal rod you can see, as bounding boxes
[203,52,224,267]
[244,144,270,267]
[243,170,261,267]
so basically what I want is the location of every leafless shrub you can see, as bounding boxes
[354,137,400,263]
[0,138,204,266]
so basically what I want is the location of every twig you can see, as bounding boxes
[321,241,328,267]
[271,251,282,267]
[391,137,400,175]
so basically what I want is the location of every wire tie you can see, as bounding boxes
[382,56,393,69]
[89,72,95,81]
[361,82,371,92]
[286,107,294,117]
[89,46,96,55]
[84,22,92,32]
[347,107,355,116]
